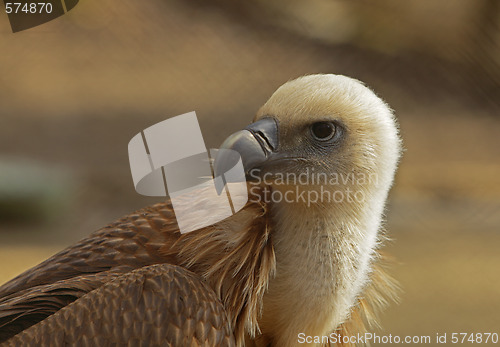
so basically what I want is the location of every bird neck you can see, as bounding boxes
[266,198,382,333]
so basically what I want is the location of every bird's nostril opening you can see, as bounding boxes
[253,131,274,153]
[245,117,279,152]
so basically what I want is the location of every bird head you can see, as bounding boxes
[214,74,401,212]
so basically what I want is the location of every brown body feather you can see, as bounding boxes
[0,198,277,345]
[4,264,235,346]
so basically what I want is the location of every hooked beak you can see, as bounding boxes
[213,117,279,193]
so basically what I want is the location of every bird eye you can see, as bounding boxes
[310,122,336,141]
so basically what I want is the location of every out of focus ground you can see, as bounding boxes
[0,0,499,343]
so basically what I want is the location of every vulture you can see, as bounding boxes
[0,74,401,346]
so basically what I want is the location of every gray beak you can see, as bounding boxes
[213,117,278,194]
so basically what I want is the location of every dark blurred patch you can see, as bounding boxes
[0,159,73,225]
[0,198,45,223]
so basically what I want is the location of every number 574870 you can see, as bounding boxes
[5,2,53,14]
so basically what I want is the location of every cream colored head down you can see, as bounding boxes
[249,74,401,346]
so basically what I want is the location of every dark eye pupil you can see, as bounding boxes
[311,122,335,140]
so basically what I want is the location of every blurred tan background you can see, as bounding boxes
[0,0,499,344]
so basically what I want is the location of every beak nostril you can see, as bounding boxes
[253,131,273,155]
[245,117,279,151]
[256,131,276,152]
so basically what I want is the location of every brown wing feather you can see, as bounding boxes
[3,264,235,346]
[0,271,123,342]
[0,202,180,342]
[0,195,277,345]
[0,203,178,299]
